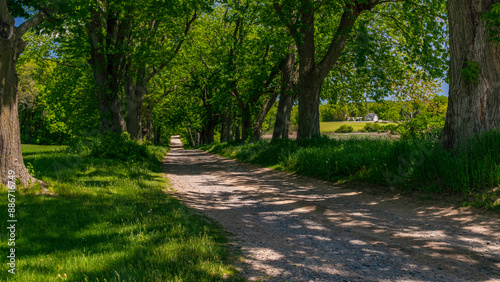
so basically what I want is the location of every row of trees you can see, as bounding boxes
[319,96,447,122]
[1,0,500,185]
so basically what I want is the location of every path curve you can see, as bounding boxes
[164,136,500,281]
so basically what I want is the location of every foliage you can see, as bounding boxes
[460,60,481,84]
[17,31,99,145]
[363,123,382,132]
[335,125,354,133]
[484,3,500,42]
[0,145,239,280]
[70,132,154,162]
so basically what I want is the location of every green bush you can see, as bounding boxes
[69,132,167,162]
[335,125,354,133]
[363,123,381,132]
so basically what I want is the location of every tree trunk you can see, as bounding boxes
[154,124,161,145]
[272,45,298,141]
[443,0,500,149]
[143,102,153,142]
[272,92,296,140]
[252,90,279,141]
[220,110,234,142]
[126,77,146,141]
[297,74,323,140]
[274,2,361,141]
[0,3,44,186]
[87,9,128,134]
[235,124,241,141]
[241,106,253,142]
[200,119,218,145]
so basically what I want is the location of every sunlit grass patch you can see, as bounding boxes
[0,145,240,281]
[320,121,396,133]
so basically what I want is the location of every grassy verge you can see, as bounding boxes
[1,145,240,281]
[199,133,500,213]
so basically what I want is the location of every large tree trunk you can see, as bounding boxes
[126,72,146,141]
[443,0,500,149]
[297,74,323,140]
[220,110,234,142]
[87,9,128,134]
[200,119,218,145]
[273,45,298,141]
[272,92,295,140]
[0,3,44,186]
[241,106,253,142]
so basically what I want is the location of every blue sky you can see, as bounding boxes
[15,17,23,27]
[440,82,449,96]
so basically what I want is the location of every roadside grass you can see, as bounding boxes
[320,121,396,133]
[0,145,240,281]
[199,132,500,213]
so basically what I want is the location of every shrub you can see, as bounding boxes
[335,125,354,133]
[90,132,149,161]
[363,123,381,132]
[69,132,162,162]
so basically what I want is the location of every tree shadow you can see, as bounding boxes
[166,145,500,281]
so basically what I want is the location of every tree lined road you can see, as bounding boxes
[164,136,500,281]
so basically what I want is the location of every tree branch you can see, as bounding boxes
[155,70,194,103]
[145,12,197,83]
[15,10,46,37]
[315,5,361,77]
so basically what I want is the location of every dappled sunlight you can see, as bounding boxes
[165,136,500,280]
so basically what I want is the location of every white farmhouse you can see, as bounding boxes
[364,113,379,121]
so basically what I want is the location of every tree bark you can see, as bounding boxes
[143,101,153,142]
[87,8,128,134]
[240,104,253,142]
[220,110,234,142]
[272,92,296,140]
[125,68,146,141]
[200,118,218,145]
[273,44,298,141]
[0,3,44,186]
[443,0,500,149]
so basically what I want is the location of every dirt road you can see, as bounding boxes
[164,136,500,281]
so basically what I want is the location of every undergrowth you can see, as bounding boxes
[198,132,500,213]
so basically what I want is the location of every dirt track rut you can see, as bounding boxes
[163,136,500,281]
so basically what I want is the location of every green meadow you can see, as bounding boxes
[320,121,397,133]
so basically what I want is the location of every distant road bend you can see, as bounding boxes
[164,136,500,281]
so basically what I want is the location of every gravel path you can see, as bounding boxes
[164,136,500,281]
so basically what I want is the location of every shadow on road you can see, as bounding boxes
[164,136,500,281]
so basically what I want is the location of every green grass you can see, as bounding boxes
[320,121,396,133]
[0,145,240,281]
[199,132,500,213]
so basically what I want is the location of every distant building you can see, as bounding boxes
[364,113,379,121]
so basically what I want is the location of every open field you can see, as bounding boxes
[0,145,239,281]
[320,121,396,133]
